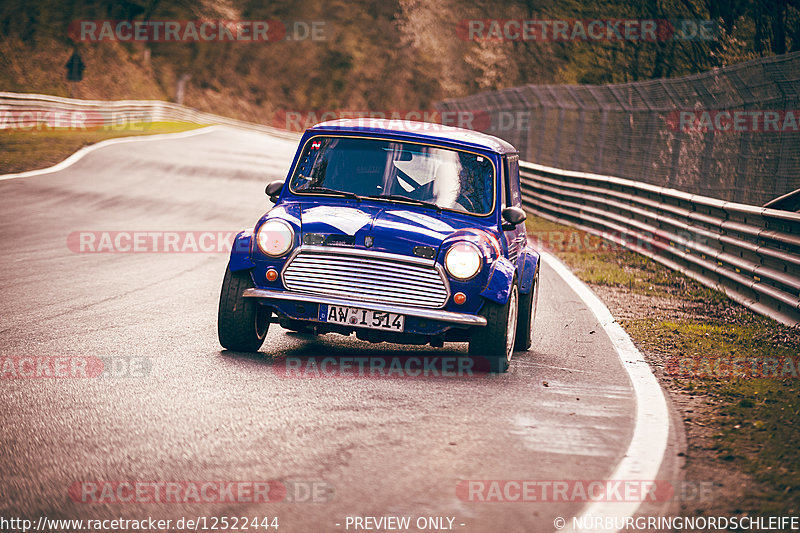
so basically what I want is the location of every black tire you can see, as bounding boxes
[468,280,519,373]
[515,264,540,351]
[217,267,270,352]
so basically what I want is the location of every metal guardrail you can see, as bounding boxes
[520,161,800,327]
[0,91,300,139]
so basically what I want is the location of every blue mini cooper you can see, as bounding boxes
[218,119,539,372]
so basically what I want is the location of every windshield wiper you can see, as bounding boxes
[363,194,442,213]
[301,186,361,201]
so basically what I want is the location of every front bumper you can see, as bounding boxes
[242,288,487,327]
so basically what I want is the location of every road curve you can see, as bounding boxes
[0,128,677,532]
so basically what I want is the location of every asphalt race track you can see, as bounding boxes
[0,128,679,532]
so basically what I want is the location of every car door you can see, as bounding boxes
[502,154,526,264]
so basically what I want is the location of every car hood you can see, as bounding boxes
[294,202,485,257]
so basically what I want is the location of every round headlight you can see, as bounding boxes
[444,241,483,280]
[256,219,294,257]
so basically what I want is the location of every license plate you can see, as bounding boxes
[320,305,405,332]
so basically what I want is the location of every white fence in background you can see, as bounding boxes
[0,91,299,139]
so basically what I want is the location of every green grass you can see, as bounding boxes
[625,319,800,514]
[0,122,206,174]
[526,213,800,514]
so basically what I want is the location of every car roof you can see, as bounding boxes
[309,118,518,155]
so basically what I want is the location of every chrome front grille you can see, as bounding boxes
[282,247,449,309]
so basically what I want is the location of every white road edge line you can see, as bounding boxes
[542,251,670,533]
[0,125,225,182]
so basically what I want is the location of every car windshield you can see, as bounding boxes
[288,136,495,215]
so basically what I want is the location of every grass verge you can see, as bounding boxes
[0,122,206,174]
[527,214,800,515]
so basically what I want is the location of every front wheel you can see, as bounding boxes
[515,264,540,351]
[218,267,270,352]
[469,281,519,373]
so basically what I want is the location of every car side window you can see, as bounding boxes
[505,155,522,208]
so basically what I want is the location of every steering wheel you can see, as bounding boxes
[457,195,477,212]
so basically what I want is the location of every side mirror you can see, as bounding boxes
[501,206,527,230]
[265,180,284,203]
